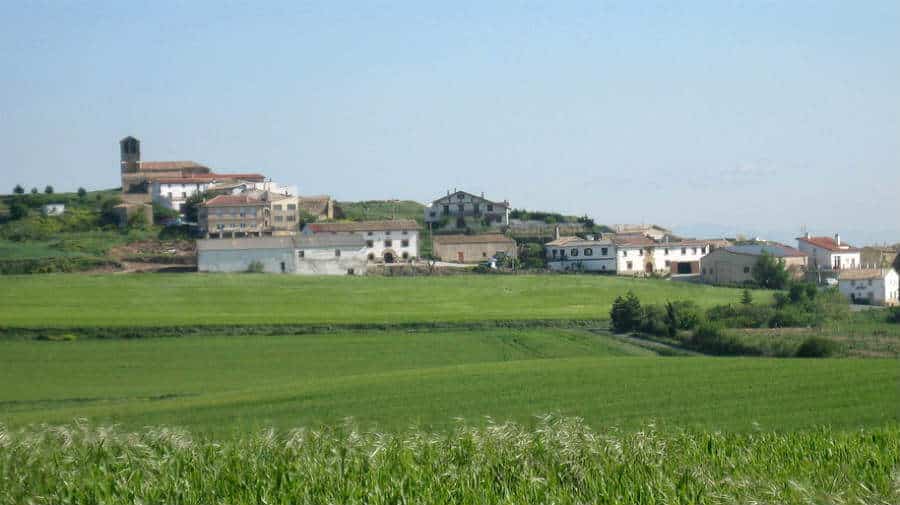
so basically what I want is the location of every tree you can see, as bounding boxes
[751,252,790,289]
[9,202,28,220]
[13,184,24,194]
[664,301,678,338]
[30,187,38,194]
[741,289,753,306]
[610,291,642,333]
[44,185,54,195]
[77,187,87,198]
[893,253,900,274]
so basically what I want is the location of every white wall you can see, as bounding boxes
[320,230,418,262]
[798,242,860,270]
[152,182,211,212]
[616,244,708,274]
[839,271,899,306]
[546,243,616,272]
[198,247,295,273]
[295,247,367,275]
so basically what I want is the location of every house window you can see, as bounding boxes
[298,251,305,258]
[692,248,698,254]
[287,204,296,210]
[287,215,296,222]
[401,239,409,247]
[429,211,436,217]
[622,251,628,257]
[626,261,633,270]
[181,192,186,199]
[366,240,374,248]
[482,252,488,257]
[584,248,593,256]
[402,252,409,259]
[665,260,671,267]
[167,192,172,199]
[868,279,873,286]
[601,248,608,255]
[402,230,408,235]
[443,205,450,214]
[367,231,373,236]
[474,203,480,214]
[335,249,341,257]
[681,248,687,255]
[458,204,464,213]
[664,248,669,255]
[487,204,494,212]
[552,249,558,258]
[275,216,283,222]
[571,248,579,257]
[384,240,393,247]
[385,231,391,236]
[367,253,375,260]
[273,204,282,211]
[743,266,750,273]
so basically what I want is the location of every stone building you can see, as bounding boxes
[700,244,808,285]
[431,234,517,263]
[424,190,510,229]
[197,235,366,275]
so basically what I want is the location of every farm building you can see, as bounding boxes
[197,235,366,275]
[303,220,419,263]
[424,190,510,229]
[838,268,899,306]
[700,244,808,285]
[41,203,65,216]
[797,233,861,271]
[545,236,616,272]
[614,235,711,275]
[431,234,517,263]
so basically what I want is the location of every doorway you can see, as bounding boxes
[457,251,464,262]
[645,262,653,273]
[383,252,395,264]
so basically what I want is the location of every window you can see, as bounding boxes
[401,239,409,247]
[681,248,687,255]
[487,204,493,212]
[273,204,282,211]
[367,253,375,260]
[385,231,391,236]
[458,204,464,213]
[584,248,593,256]
[181,192,186,199]
[367,231,373,236]
[482,252,488,257]
[601,248,608,255]
[552,249,558,258]
[743,266,750,274]
[402,230,408,235]
[298,251,305,258]
[402,252,409,259]
[275,216,283,222]
[442,205,450,214]
[665,260,671,267]
[626,261,633,270]
[868,279,873,286]
[335,249,341,257]
[692,247,698,254]
[287,204,296,210]
[429,211,436,217]
[287,215,296,222]
[622,251,628,257]
[474,203,480,214]
[571,248,579,257]
[664,248,669,255]
[384,240,393,247]
[167,192,172,199]
[702,268,706,274]
[458,193,465,201]
[366,240,374,248]
[240,223,245,229]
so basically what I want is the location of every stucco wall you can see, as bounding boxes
[433,241,517,263]
[198,247,296,273]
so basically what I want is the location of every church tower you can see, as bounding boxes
[119,136,141,193]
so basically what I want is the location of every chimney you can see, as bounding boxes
[555,225,560,240]
[834,233,841,246]
[805,232,811,239]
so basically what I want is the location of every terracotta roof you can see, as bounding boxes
[203,194,265,207]
[139,161,209,171]
[838,268,897,281]
[154,175,220,184]
[432,233,515,245]
[615,234,711,248]
[211,172,266,182]
[545,236,613,247]
[797,236,860,252]
[307,219,420,233]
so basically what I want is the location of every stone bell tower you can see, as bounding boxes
[119,136,141,193]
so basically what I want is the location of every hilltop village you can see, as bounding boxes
[5,135,899,307]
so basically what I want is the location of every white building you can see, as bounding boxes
[41,203,65,216]
[424,190,510,228]
[197,235,366,275]
[545,236,616,272]
[797,233,861,270]
[838,268,899,306]
[303,219,420,263]
[151,173,266,213]
[615,235,710,275]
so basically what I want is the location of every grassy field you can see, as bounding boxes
[0,274,767,328]
[3,420,897,505]
[1,329,896,436]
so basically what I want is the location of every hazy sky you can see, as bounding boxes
[2,1,898,244]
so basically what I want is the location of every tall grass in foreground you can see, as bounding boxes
[1,416,898,505]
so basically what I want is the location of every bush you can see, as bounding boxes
[887,307,900,324]
[246,261,265,273]
[640,304,669,336]
[795,337,839,358]
[610,292,642,333]
[8,202,28,221]
[689,323,759,356]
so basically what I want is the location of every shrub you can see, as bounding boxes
[741,289,753,305]
[690,323,759,356]
[610,292,642,333]
[8,202,28,221]
[752,252,790,289]
[246,261,265,273]
[640,304,669,336]
[795,337,839,358]
[887,307,900,324]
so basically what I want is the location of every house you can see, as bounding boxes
[797,233,861,270]
[545,236,616,272]
[200,194,268,237]
[151,174,269,214]
[303,219,419,263]
[41,203,65,216]
[838,268,899,306]
[700,244,808,285]
[268,194,301,234]
[614,235,711,275]
[197,235,366,275]
[424,190,510,229]
[612,224,672,241]
[297,195,334,221]
[431,234,517,264]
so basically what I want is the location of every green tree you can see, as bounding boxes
[77,187,87,198]
[13,184,25,194]
[610,291,642,333]
[30,187,38,194]
[752,252,790,289]
[893,253,900,273]
[664,301,678,338]
[741,289,753,306]
[9,202,28,220]
[44,185,54,195]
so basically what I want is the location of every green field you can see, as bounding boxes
[0,273,767,328]
[1,329,896,436]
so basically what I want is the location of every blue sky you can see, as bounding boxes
[2,1,898,244]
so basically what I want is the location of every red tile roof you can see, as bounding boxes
[307,219,420,233]
[154,173,265,185]
[139,161,208,171]
[797,236,860,252]
[203,194,264,207]
[211,172,266,182]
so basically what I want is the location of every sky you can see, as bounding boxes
[1,1,898,244]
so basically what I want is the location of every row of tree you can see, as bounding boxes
[12,185,88,197]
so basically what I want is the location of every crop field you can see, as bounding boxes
[1,329,897,436]
[0,273,767,328]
